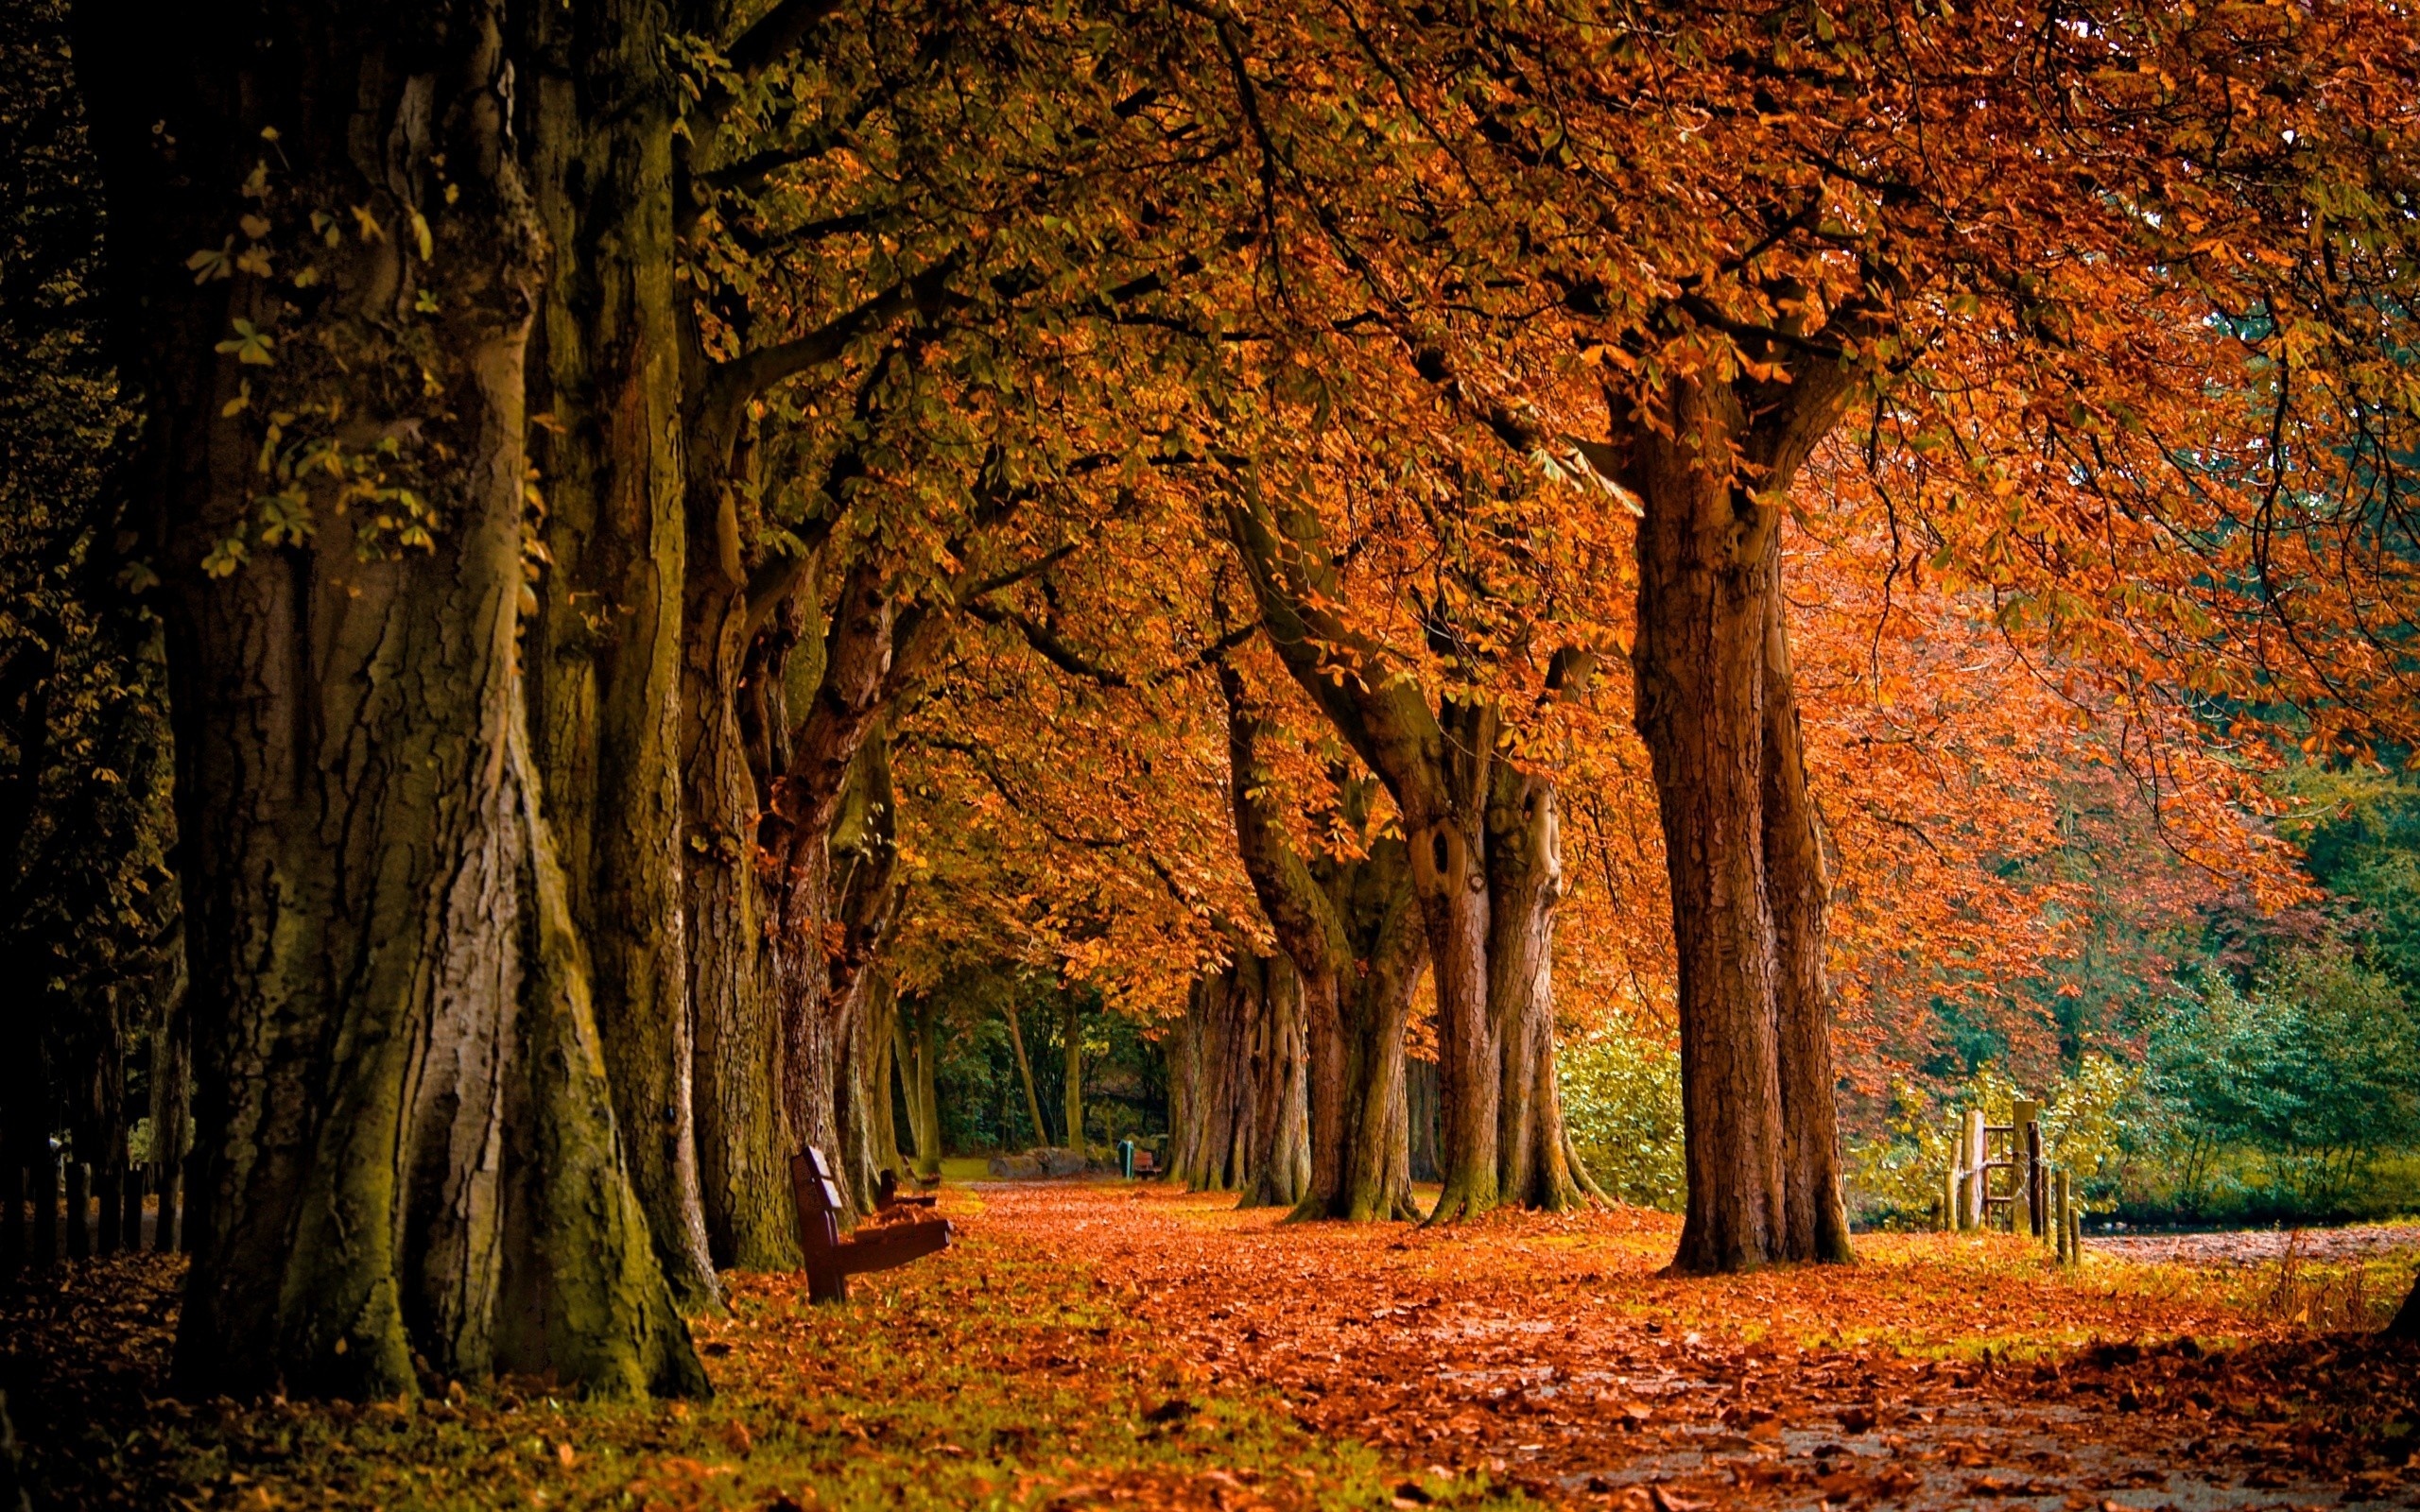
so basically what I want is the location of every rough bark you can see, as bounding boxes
[1239,953,1310,1209]
[1486,766,1592,1211]
[1761,589,1855,1263]
[1627,377,1792,1273]
[682,556,795,1267]
[522,0,715,1312]
[1222,490,1584,1222]
[1219,670,1421,1221]
[78,0,704,1395]
[828,726,902,1209]
[1609,341,1858,1273]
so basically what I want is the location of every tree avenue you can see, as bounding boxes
[37,0,2420,1399]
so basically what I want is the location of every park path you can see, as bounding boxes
[967,1180,2420,1511]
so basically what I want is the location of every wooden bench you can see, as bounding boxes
[1132,1148,1157,1176]
[788,1147,951,1304]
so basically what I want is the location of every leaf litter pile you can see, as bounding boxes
[6,1182,2415,1511]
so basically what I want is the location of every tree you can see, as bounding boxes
[1219,657,1425,1221]
[76,0,701,1397]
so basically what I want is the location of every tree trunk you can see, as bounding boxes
[1240,954,1310,1209]
[1616,355,1858,1274]
[682,596,795,1267]
[1219,675,1419,1221]
[1223,493,1585,1223]
[1163,993,1203,1182]
[1001,998,1048,1150]
[1629,379,1792,1274]
[1407,1056,1441,1184]
[2390,1273,2420,1341]
[1407,801,1501,1222]
[900,996,943,1176]
[78,0,705,1396]
[868,975,905,1179]
[1172,963,1254,1192]
[1761,587,1855,1263]
[827,725,902,1211]
[1060,998,1085,1155]
[522,0,715,1312]
[1485,768,1592,1211]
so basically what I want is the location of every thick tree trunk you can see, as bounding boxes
[1629,380,1792,1274]
[1486,769,1591,1211]
[1219,678,1418,1221]
[1240,954,1310,1209]
[78,0,705,1396]
[682,603,795,1268]
[522,0,715,1312]
[1173,963,1254,1192]
[1615,351,1859,1273]
[1761,590,1855,1263]
[1409,807,1501,1222]
[827,727,902,1211]
[1225,495,1583,1223]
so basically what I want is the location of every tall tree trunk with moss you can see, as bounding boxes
[520,0,717,1312]
[78,0,702,1396]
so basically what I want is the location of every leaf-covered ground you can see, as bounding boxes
[5,1180,2415,1511]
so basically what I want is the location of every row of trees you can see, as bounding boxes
[20,0,2420,1395]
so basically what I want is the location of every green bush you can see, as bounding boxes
[1559,1027,1686,1211]
[2148,947,2420,1218]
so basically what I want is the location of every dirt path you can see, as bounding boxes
[2086,1225,2420,1267]
[971,1181,2420,1511]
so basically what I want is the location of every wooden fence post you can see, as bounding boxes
[1962,1110,1986,1228]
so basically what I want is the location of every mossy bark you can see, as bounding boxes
[522,0,717,1313]
[78,0,703,1395]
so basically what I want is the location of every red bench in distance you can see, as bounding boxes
[787,1146,952,1304]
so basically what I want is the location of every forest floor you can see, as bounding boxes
[5,1180,2415,1512]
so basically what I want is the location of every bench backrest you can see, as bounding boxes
[790,1145,847,1255]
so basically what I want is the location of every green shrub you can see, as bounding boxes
[1559,1026,1685,1211]
[2149,947,2420,1218]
